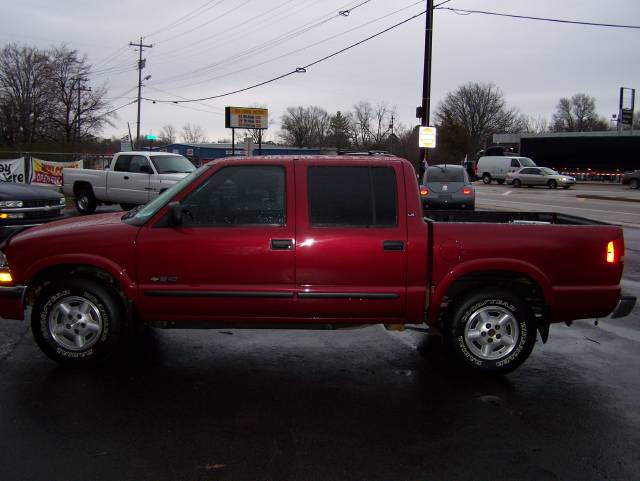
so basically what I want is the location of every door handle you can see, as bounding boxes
[383,240,405,251]
[124,176,129,180]
[271,239,294,250]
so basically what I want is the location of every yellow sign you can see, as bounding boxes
[225,107,269,129]
[418,126,437,148]
[30,158,83,186]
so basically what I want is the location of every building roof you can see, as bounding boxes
[494,130,640,143]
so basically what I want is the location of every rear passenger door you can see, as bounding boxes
[294,160,407,322]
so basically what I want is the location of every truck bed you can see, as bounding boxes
[424,210,608,226]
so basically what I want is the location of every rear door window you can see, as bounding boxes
[425,167,465,183]
[308,166,397,227]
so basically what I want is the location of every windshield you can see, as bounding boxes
[123,164,211,225]
[150,155,195,174]
[424,166,466,183]
[541,167,558,175]
[519,157,536,167]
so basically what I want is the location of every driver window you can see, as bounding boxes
[180,165,285,226]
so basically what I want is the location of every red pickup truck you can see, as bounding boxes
[0,156,635,374]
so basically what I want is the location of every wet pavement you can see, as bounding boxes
[0,307,639,481]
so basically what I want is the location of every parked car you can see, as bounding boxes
[0,182,66,242]
[420,164,475,210]
[506,167,576,189]
[476,156,536,184]
[622,170,639,189]
[0,156,635,375]
[62,151,195,214]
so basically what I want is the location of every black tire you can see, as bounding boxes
[482,174,492,184]
[31,277,128,365]
[442,288,537,375]
[120,203,136,211]
[497,179,505,185]
[630,179,639,189]
[512,179,522,188]
[547,180,557,189]
[75,188,97,215]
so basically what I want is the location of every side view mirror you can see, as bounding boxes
[140,165,153,174]
[168,201,183,227]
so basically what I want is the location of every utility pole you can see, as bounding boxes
[129,37,153,150]
[418,0,434,178]
[389,114,395,154]
[73,77,91,143]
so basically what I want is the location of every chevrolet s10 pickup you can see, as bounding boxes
[0,155,635,374]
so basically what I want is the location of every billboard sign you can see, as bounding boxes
[0,157,26,183]
[619,87,635,126]
[30,158,83,186]
[225,107,268,129]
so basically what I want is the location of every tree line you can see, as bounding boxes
[0,44,112,150]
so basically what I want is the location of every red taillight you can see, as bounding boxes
[462,187,472,196]
[606,241,615,263]
[420,187,429,196]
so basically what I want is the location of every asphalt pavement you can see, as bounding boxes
[0,184,638,481]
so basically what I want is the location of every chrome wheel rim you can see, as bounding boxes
[48,296,103,351]
[77,195,89,210]
[463,306,519,360]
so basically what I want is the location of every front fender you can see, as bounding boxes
[24,253,137,299]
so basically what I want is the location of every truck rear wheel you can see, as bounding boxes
[442,288,536,375]
[31,277,127,365]
[75,189,97,215]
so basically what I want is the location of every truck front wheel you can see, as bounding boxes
[31,277,127,364]
[75,189,97,215]
[443,288,536,375]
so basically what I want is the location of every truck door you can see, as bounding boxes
[108,154,151,204]
[294,160,407,321]
[134,160,296,322]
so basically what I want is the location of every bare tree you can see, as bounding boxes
[348,101,373,149]
[182,123,207,144]
[279,106,330,148]
[552,93,609,132]
[434,82,526,160]
[523,115,550,134]
[0,44,52,146]
[159,124,177,144]
[0,43,113,148]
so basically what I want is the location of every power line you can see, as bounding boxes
[143,9,426,104]
[160,0,423,92]
[142,0,224,39]
[151,0,376,87]
[436,7,640,29]
[152,0,253,45]
[98,100,138,119]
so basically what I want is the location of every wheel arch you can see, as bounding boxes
[73,180,94,195]
[24,256,137,304]
[428,261,553,339]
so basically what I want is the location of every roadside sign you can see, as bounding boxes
[225,107,269,129]
[418,126,437,148]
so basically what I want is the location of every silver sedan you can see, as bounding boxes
[506,167,576,189]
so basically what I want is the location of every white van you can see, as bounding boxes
[476,156,536,184]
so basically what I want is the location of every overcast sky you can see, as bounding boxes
[1,0,638,143]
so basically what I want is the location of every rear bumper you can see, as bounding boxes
[611,295,637,319]
[0,285,26,320]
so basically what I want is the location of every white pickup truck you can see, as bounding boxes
[62,151,195,214]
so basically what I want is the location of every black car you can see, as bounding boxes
[0,182,66,241]
[420,164,475,210]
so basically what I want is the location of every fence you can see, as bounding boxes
[0,151,111,170]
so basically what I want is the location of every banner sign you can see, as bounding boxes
[0,157,26,183]
[30,158,83,186]
[225,107,269,129]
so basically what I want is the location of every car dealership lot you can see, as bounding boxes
[0,182,638,481]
